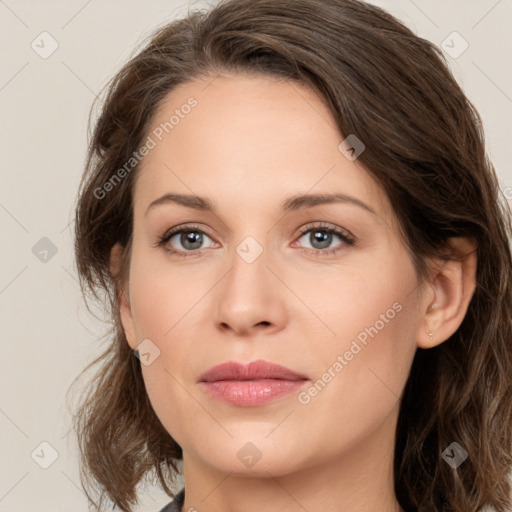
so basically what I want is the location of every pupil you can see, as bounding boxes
[312,230,331,249]
[182,231,202,250]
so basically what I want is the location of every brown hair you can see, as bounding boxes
[69,0,512,510]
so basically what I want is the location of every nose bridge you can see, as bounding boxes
[226,233,271,299]
[235,234,266,266]
[213,231,285,334]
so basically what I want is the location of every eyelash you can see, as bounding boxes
[154,222,356,258]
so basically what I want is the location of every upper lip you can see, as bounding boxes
[198,359,308,383]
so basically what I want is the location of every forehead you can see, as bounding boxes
[132,73,392,223]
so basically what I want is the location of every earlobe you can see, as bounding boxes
[417,236,477,349]
[109,243,138,350]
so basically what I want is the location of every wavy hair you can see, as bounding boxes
[69,0,512,510]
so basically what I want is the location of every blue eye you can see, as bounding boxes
[294,223,355,257]
[155,222,355,258]
[156,224,215,257]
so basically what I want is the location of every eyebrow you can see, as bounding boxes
[144,192,377,217]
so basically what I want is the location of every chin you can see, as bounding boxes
[194,434,307,476]
[210,455,301,478]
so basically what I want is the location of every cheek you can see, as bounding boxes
[290,247,418,351]
[127,249,201,341]
[291,270,419,464]
[301,249,420,406]
[128,259,201,447]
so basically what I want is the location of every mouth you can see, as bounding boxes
[198,359,308,382]
[198,359,309,407]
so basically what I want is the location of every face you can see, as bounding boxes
[117,73,427,477]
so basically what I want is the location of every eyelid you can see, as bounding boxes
[159,223,211,241]
[155,221,356,256]
[154,223,216,249]
[295,221,355,242]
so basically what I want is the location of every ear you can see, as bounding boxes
[109,242,138,350]
[417,236,478,349]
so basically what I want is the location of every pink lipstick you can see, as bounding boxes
[198,359,309,407]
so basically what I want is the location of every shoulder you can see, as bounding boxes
[158,488,185,512]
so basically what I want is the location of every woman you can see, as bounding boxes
[70,0,512,511]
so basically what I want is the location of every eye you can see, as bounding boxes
[154,222,356,258]
[293,222,355,257]
[155,224,216,257]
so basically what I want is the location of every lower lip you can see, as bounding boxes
[199,379,308,406]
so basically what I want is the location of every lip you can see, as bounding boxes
[198,359,309,407]
[199,359,308,382]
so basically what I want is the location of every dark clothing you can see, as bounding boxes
[158,488,185,512]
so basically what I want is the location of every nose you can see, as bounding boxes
[213,244,287,337]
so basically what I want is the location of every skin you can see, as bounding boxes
[110,73,477,512]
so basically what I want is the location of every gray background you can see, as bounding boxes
[1,0,511,510]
